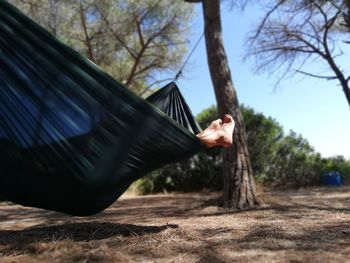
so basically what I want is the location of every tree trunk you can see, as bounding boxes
[48,0,58,36]
[201,0,261,209]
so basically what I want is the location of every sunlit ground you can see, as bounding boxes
[1,185,350,262]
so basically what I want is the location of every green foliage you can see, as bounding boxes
[136,105,350,194]
[137,106,223,194]
[266,131,322,186]
[8,0,194,93]
[321,156,350,182]
[243,105,283,178]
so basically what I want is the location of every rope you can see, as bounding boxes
[174,14,215,81]
[174,30,206,81]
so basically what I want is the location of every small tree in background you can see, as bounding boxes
[9,0,194,93]
[136,105,341,193]
[246,0,350,108]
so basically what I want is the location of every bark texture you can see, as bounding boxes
[201,0,261,209]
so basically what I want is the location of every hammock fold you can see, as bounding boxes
[0,0,204,216]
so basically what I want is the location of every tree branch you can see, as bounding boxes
[346,76,350,84]
[134,12,145,47]
[138,77,174,96]
[79,2,96,63]
[125,15,177,86]
[294,69,337,80]
[250,0,287,45]
[134,59,164,76]
[94,4,137,59]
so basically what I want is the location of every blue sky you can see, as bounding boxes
[175,4,350,159]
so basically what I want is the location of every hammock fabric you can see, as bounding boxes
[0,0,204,216]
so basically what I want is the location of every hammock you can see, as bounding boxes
[0,0,204,216]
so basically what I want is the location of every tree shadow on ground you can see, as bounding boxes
[192,191,350,218]
[191,221,350,263]
[0,195,208,224]
[0,221,178,255]
[3,192,349,223]
[236,221,350,252]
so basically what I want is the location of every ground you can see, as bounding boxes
[1,185,350,263]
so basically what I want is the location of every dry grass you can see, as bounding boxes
[1,186,350,263]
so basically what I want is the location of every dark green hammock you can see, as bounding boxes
[0,0,204,216]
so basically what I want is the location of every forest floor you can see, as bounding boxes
[1,185,350,263]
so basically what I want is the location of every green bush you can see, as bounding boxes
[134,105,350,194]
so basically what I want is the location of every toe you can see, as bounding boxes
[223,114,233,123]
[211,119,222,128]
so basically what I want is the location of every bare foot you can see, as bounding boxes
[196,114,235,148]
[220,114,235,147]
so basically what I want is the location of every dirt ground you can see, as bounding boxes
[1,185,350,263]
